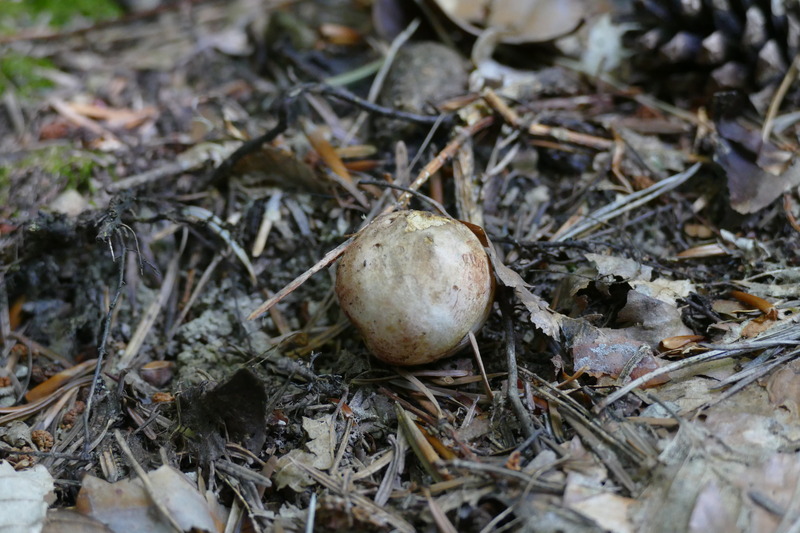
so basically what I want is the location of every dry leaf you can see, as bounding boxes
[585,253,653,282]
[562,319,669,387]
[766,358,800,417]
[274,415,335,491]
[43,509,113,533]
[715,133,800,214]
[76,466,225,533]
[616,289,694,348]
[0,462,54,533]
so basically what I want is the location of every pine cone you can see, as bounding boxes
[624,0,800,110]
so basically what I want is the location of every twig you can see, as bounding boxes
[389,116,495,211]
[309,84,446,125]
[208,109,288,186]
[482,89,614,151]
[83,245,126,458]
[356,180,449,216]
[501,291,535,439]
[343,18,421,143]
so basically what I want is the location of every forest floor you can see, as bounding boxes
[1,1,800,532]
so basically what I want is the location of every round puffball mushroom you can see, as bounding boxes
[335,210,495,365]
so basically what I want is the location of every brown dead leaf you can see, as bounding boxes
[562,319,669,387]
[715,133,800,214]
[616,289,694,348]
[741,316,779,338]
[485,241,562,338]
[766,358,800,417]
[77,466,225,533]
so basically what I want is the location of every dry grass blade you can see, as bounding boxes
[25,358,97,402]
[117,250,181,369]
[552,162,701,241]
[425,488,458,533]
[396,404,446,482]
[0,376,92,425]
[290,458,415,533]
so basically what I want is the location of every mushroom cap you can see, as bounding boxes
[335,210,495,365]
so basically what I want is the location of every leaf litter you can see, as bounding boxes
[0,0,799,532]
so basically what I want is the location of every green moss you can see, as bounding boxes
[0,167,9,207]
[17,146,105,192]
[39,146,104,192]
[0,54,55,96]
[0,0,122,29]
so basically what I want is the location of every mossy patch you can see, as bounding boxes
[0,54,56,96]
[0,0,122,30]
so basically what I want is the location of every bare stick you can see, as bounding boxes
[247,237,353,320]
[83,245,126,458]
[390,116,495,211]
[501,292,535,438]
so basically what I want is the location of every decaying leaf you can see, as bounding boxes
[766,358,800,417]
[584,253,653,283]
[43,509,113,533]
[616,290,694,347]
[477,231,562,338]
[77,466,225,533]
[562,319,669,387]
[492,256,562,339]
[0,462,54,533]
[274,415,335,491]
[714,126,800,214]
[178,368,269,462]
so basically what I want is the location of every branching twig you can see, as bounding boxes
[83,245,126,458]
